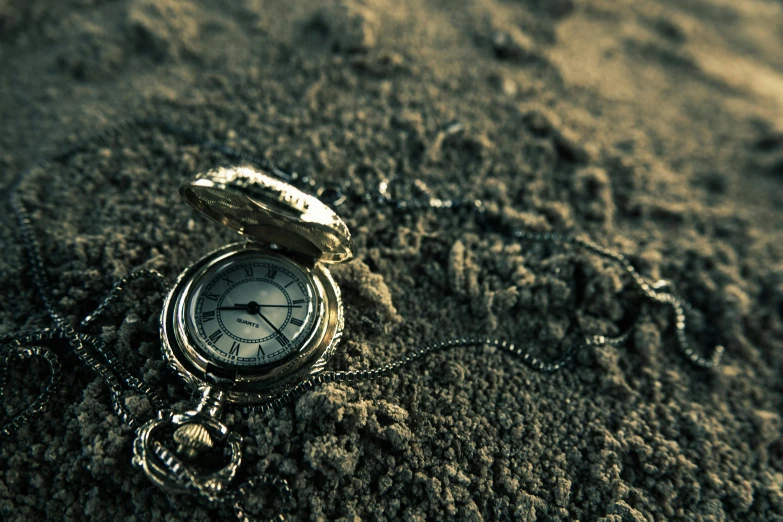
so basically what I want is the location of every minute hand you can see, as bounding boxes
[219,304,302,310]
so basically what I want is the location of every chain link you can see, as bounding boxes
[1,115,724,521]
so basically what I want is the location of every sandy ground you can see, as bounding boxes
[1,0,783,520]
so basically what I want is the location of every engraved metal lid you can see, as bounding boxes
[180,165,354,263]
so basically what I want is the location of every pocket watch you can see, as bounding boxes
[3,119,725,520]
[133,164,354,498]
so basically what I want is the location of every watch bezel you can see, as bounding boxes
[160,241,343,403]
[180,250,321,371]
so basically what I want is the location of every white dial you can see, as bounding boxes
[185,253,318,367]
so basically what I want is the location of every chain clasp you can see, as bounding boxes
[132,387,242,503]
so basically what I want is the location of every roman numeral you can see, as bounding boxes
[229,341,240,356]
[209,330,223,343]
[276,334,289,347]
[266,268,277,280]
[202,311,215,322]
[284,280,295,288]
[257,345,266,358]
[204,292,219,301]
[290,318,304,327]
[244,266,253,277]
[220,274,232,285]
[292,299,305,305]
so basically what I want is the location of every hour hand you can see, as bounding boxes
[255,310,282,335]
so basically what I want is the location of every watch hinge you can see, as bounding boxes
[246,239,318,269]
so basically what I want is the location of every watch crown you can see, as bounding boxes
[173,423,213,459]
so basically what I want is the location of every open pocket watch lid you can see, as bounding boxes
[180,165,354,264]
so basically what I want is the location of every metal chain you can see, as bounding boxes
[0,329,63,436]
[1,115,724,521]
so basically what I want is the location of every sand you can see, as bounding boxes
[1,0,783,520]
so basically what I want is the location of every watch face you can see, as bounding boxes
[184,252,318,367]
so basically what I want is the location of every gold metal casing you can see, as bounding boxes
[160,166,354,403]
[161,242,344,403]
[180,165,354,264]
